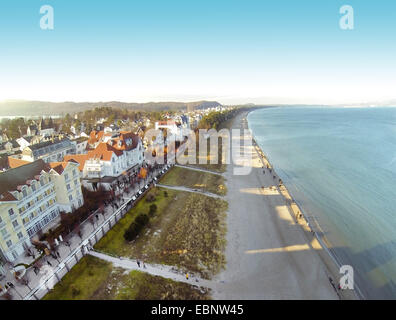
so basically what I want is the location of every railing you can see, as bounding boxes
[22,168,166,300]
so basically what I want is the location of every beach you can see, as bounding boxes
[212,112,358,300]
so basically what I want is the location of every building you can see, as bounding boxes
[11,138,74,163]
[65,131,144,186]
[71,137,88,154]
[0,159,83,262]
[155,120,186,142]
[26,124,38,137]
[16,137,33,152]
[38,118,56,138]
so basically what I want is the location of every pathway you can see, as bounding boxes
[156,184,224,199]
[175,164,224,177]
[88,251,216,290]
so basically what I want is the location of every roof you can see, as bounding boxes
[107,131,140,151]
[88,142,123,161]
[8,157,31,169]
[156,120,176,126]
[0,159,49,199]
[28,138,72,157]
[64,154,89,171]
[48,162,70,175]
[88,130,105,145]
[72,137,89,144]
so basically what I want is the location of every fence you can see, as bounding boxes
[23,180,151,300]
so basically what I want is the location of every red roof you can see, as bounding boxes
[64,155,89,171]
[8,157,31,169]
[88,130,105,145]
[48,162,70,175]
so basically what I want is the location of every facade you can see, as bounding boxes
[155,120,186,142]
[14,138,74,163]
[71,137,88,154]
[65,131,144,180]
[0,160,83,262]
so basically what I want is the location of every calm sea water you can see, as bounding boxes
[248,106,396,299]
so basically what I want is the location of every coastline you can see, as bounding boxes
[245,109,362,300]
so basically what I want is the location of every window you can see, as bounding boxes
[69,195,73,201]
[65,173,69,180]
[8,208,15,217]
[40,177,45,187]
[22,189,28,197]
[66,184,71,191]
[0,216,2,223]
[1,229,7,237]
[17,232,23,239]
[74,179,78,186]
[6,240,12,248]
[31,183,36,192]
[12,220,19,228]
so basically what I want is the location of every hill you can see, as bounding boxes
[0,100,222,117]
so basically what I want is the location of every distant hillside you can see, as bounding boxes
[0,100,223,117]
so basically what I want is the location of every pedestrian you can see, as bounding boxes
[186,273,189,280]
[56,251,61,258]
[137,260,141,268]
[47,260,52,267]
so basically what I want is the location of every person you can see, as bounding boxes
[137,260,141,268]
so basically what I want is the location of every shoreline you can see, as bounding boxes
[245,110,363,300]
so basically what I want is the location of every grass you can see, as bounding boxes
[95,187,228,279]
[94,187,177,257]
[44,256,210,300]
[160,166,227,196]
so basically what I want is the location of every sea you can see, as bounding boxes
[247,106,396,299]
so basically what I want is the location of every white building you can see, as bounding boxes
[0,160,83,262]
[65,131,144,181]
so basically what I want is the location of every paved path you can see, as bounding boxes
[89,251,216,289]
[175,164,225,177]
[156,184,224,199]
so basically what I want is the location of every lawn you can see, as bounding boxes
[43,255,210,300]
[95,187,228,279]
[160,166,227,196]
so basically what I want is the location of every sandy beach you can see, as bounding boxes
[212,112,357,300]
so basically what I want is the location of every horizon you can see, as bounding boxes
[1,0,396,105]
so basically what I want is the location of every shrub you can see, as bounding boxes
[123,213,149,241]
[71,285,81,297]
[145,193,156,203]
[149,204,157,217]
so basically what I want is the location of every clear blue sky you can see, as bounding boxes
[0,0,395,104]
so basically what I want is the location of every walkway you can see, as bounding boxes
[88,251,216,290]
[156,184,224,199]
[175,164,224,177]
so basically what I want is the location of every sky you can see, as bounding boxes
[0,0,395,105]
